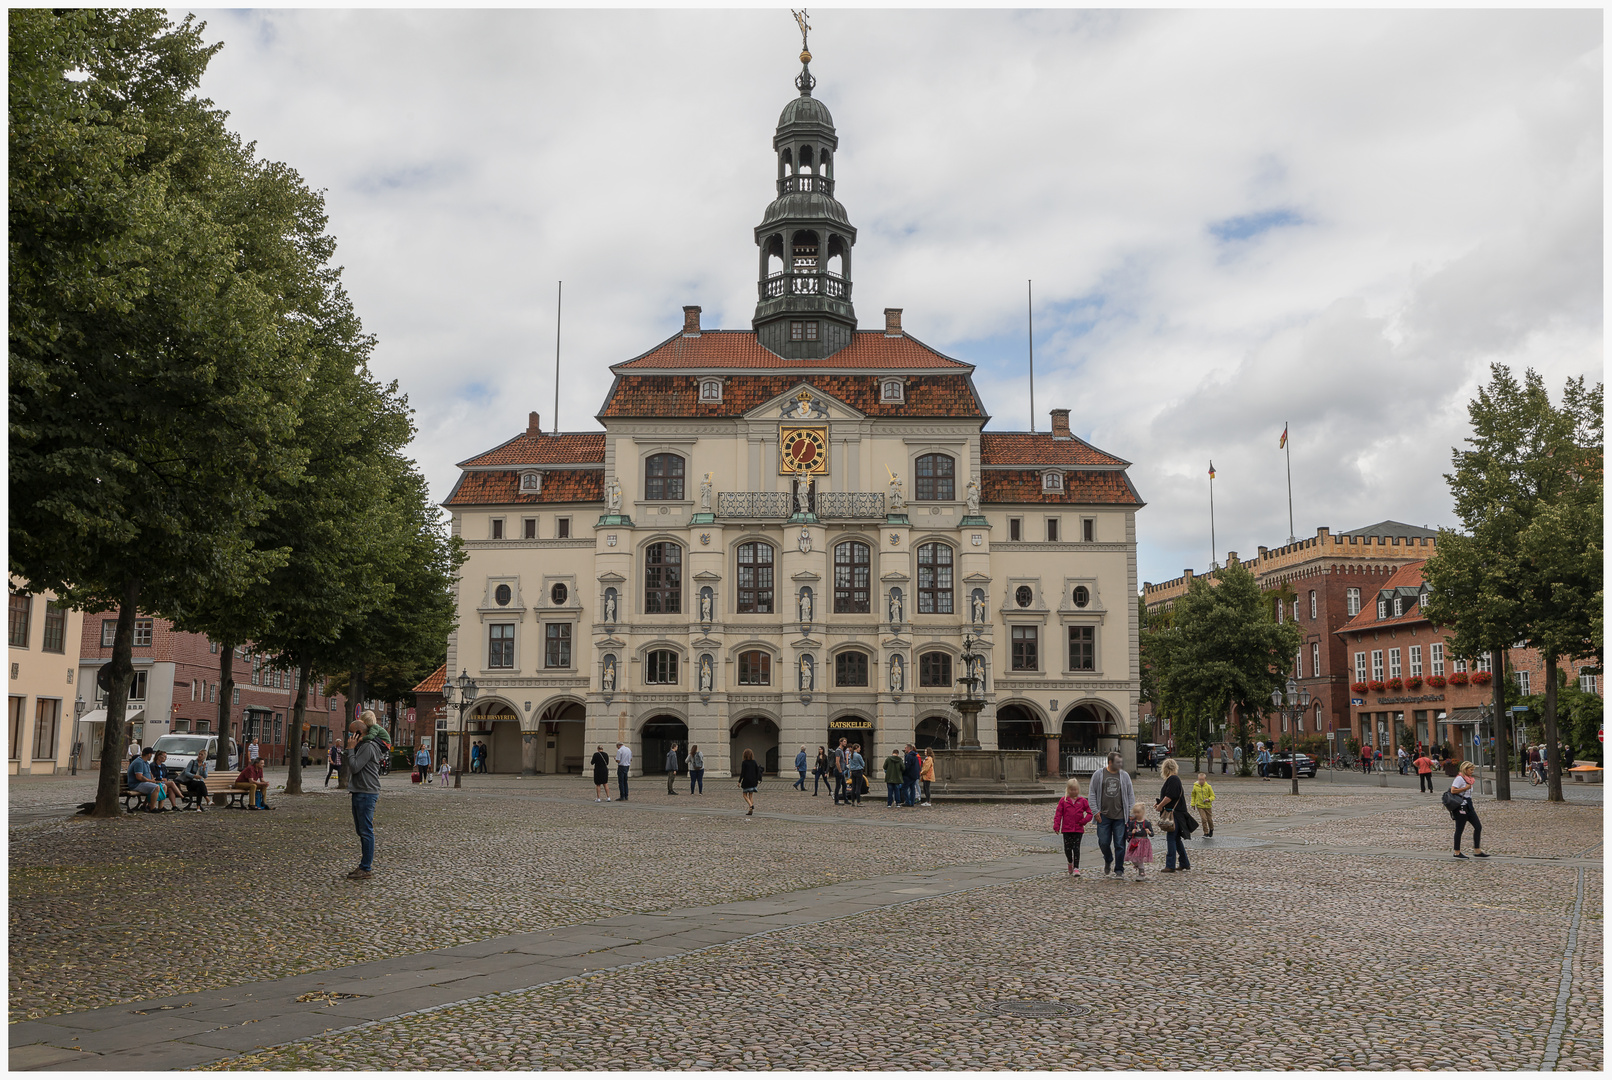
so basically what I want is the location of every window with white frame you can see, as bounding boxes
[1312,643,1321,680]
[1346,588,1361,616]
[699,378,723,403]
[1517,670,1531,696]
[881,379,904,403]
[1477,651,1492,673]
[1453,656,1467,674]
[1393,597,1404,617]
[1377,598,1387,620]
[1276,600,1284,624]
[1371,650,1384,681]
[1581,669,1598,695]
[1388,648,1401,679]
[1309,591,1317,619]
[1409,645,1422,677]
[1431,643,1444,676]
[1355,652,1367,682]
[1293,599,1301,622]
[1042,471,1064,493]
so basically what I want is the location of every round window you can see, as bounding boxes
[1073,585,1090,608]
[550,583,569,606]
[1015,585,1033,608]
[494,584,511,606]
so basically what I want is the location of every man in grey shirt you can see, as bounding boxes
[665,743,680,795]
[346,713,386,881]
[1089,752,1135,880]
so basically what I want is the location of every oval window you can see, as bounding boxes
[1015,585,1033,608]
[550,583,569,606]
[1073,585,1090,608]
[494,584,512,606]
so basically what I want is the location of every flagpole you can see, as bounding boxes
[1284,420,1295,543]
[1027,280,1036,433]
[1209,467,1218,571]
[553,281,562,435]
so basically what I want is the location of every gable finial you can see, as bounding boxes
[791,9,815,96]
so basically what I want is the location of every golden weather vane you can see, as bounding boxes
[792,9,811,63]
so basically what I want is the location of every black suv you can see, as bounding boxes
[1265,751,1318,778]
[1137,743,1169,770]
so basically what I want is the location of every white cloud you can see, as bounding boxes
[185,8,1602,585]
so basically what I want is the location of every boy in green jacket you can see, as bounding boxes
[883,751,905,808]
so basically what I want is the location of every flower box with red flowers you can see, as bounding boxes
[1351,681,1369,693]
[1406,676,1423,690]
[1387,677,1404,691]
[1470,670,1492,685]
[1427,675,1447,688]
[1448,672,1469,686]
[1368,680,1386,692]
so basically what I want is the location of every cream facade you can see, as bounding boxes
[8,578,83,775]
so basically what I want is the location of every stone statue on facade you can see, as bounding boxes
[794,472,812,515]
[889,589,903,625]
[798,587,813,624]
[606,476,622,513]
[699,472,713,512]
[972,591,987,626]
[888,654,904,693]
[601,656,616,693]
[966,476,980,516]
[700,588,714,624]
[603,589,618,624]
[888,474,905,513]
[700,655,714,693]
[799,654,814,692]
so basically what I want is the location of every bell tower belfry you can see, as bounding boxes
[753,13,858,360]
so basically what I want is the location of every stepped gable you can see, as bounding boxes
[601,372,984,419]
[1336,560,1429,635]
[981,470,1144,506]
[456,431,605,469]
[444,468,603,507]
[614,329,969,371]
[980,431,1128,469]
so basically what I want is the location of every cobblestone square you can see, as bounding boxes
[9,770,1602,1070]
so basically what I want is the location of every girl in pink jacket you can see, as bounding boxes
[1053,777,1094,876]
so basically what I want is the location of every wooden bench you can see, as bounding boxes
[562,756,584,774]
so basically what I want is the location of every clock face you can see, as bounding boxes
[779,427,828,473]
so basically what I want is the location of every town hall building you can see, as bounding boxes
[440,49,1145,778]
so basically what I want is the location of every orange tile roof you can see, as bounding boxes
[600,373,984,419]
[981,470,1144,506]
[413,664,446,695]
[444,469,604,507]
[615,330,971,371]
[457,432,605,469]
[980,432,1129,469]
[1336,560,1429,635]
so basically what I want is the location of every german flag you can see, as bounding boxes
[1208,461,1216,479]
[1279,424,1289,449]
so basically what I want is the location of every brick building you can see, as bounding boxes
[1142,521,1438,751]
[74,615,349,769]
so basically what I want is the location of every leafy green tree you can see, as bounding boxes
[10,10,318,815]
[1423,366,1602,801]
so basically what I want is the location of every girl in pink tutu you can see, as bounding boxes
[1124,801,1155,880]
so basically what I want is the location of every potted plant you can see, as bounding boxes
[1368,679,1386,692]
[1427,675,1447,688]
[1387,677,1404,691]
[1471,670,1493,686]
[1351,681,1369,694]
[1406,676,1423,690]
[1449,672,1469,686]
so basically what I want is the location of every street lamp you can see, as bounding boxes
[443,669,478,789]
[1270,677,1311,796]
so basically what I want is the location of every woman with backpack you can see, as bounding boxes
[1447,761,1489,859]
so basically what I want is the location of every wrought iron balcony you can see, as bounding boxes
[816,492,885,519]
[776,173,836,197]
[715,491,886,521]
[757,272,851,302]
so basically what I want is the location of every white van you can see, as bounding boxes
[150,734,238,774]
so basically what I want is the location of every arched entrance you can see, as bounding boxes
[464,700,522,774]
[731,716,780,775]
[828,715,875,760]
[536,700,586,774]
[914,715,957,751]
[641,715,688,774]
[1058,702,1119,775]
[996,703,1046,775]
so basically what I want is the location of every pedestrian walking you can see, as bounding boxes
[883,748,904,807]
[437,758,451,787]
[738,747,763,816]
[1448,761,1489,859]
[248,739,260,763]
[345,712,388,881]
[919,749,935,806]
[1154,758,1191,873]
[1375,748,1384,773]
[1257,744,1271,781]
[615,742,632,802]
[902,744,920,807]
[832,738,850,805]
[1190,771,1215,837]
[793,746,808,790]
[1053,777,1093,875]
[847,743,866,805]
[1220,741,1229,774]
[688,745,705,794]
[591,745,612,801]
[1397,747,1409,775]
[325,743,343,787]
[1088,752,1136,880]
[665,743,681,795]
[812,747,829,796]
[1232,744,1243,773]
[1124,803,1155,881]
[1414,749,1435,793]
[415,742,432,783]
[1361,744,1373,775]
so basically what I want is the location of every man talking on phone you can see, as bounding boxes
[345,710,389,881]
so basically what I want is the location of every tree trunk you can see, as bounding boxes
[285,656,311,795]
[214,643,235,773]
[90,579,142,818]
[339,663,366,791]
[1492,646,1511,801]
[1544,652,1564,802]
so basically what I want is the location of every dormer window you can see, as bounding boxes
[519,471,542,494]
[699,378,723,403]
[1042,471,1064,493]
[1377,598,1388,620]
[1393,597,1404,617]
[789,320,819,342]
[881,379,904,403]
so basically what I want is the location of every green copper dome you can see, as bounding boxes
[778,93,835,132]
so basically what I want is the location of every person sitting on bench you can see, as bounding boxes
[149,751,187,810]
[126,748,163,811]
[181,753,210,811]
[233,758,272,810]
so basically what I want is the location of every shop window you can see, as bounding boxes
[32,699,60,761]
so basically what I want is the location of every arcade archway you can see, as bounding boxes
[731,715,780,775]
[641,715,688,774]
[995,703,1046,775]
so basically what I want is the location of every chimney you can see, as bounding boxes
[1227,551,1239,564]
[528,411,541,437]
[1050,408,1071,439]
[883,307,903,336]
[682,306,702,336]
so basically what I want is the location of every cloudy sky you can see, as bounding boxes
[188,8,1602,586]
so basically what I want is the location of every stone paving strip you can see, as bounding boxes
[9,852,1061,1071]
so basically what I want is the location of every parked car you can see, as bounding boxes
[1137,743,1169,770]
[149,734,238,774]
[1266,751,1317,778]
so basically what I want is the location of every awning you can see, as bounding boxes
[1444,707,1484,725]
[77,708,145,728]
